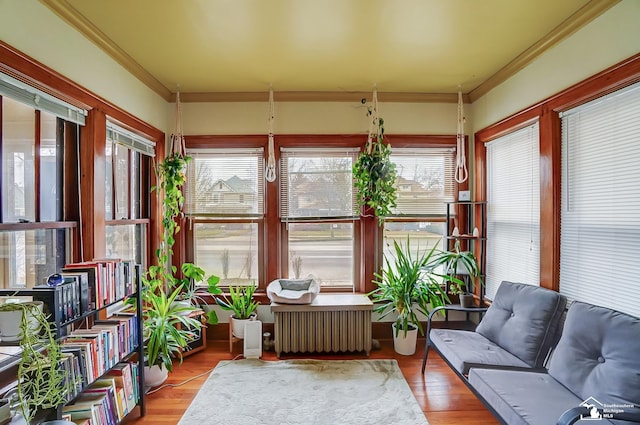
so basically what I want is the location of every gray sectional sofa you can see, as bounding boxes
[422,281,640,425]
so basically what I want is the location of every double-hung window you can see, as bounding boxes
[383,147,455,266]
[485,122,540,298]
[185,148,264,287]
[105,122,154,266]
[560,82,640,316]
[280,147,359,288]
[0,72,87,288]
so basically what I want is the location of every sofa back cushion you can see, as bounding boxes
[475,281,566,368]
[548,301,640,408]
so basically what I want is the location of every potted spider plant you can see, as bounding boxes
[369,237,449,355]
[215,285,259,339]
[0,302,68,424]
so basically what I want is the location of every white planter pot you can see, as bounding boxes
[0,398,11,425]
[144,364,168,388]
[0,301,44,342]
[231,314,257,338]
[392,323,418,356]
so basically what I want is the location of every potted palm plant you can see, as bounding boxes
[215,285,259,338]
[369,238,449,355]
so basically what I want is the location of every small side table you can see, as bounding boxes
[180,309,207,358]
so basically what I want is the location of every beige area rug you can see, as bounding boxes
[177,359,429,425]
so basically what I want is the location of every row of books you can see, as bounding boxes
[62,362,140,425]
[60,312,140,386]
[62,259,139,311]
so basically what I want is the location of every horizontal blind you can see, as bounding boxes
[184,148,264,217]
[280,147,359,220]
[0,72,87,125]
[485,122,540,299]
[390,147,455,217]
[106,122,155,156]
[560,81,640,317]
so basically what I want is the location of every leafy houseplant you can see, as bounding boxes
[215,285,259,338]
[0,302,67,424]
[434,241,482,307]
[138,151,221,382]
[369,238,449,354]
[353,109,397,223]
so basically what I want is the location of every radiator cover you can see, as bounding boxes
[271,294,373,357]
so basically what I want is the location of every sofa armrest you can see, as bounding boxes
[557,406,640,425]
[421,305,489,373]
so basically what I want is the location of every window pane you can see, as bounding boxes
[185,150,264,216]
[288,222,353,287]
[382,222,445,273]
[390,148,455,216]
[106,139,114,219]
[40,112,61,221]
[106,224,146,266]
[193,222,258,286]
[0,228,69,288]
[131,153,141,219]
[113,144,129,219]
[281,150,357,219]
[2,97,36,222]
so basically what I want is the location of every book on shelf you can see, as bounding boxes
[106,362,137,414]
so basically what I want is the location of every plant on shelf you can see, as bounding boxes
[368,238,449,355]
[433,240,482,307]
[0,302,68,424]
[353,94,397,223]
[215,284,259,338]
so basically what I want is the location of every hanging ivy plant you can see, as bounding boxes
[353,112,398,223]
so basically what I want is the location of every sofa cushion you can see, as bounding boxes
[430,329,530,375]
[548,301,640,410]
[475,281,566,368]
[469,368,615,425]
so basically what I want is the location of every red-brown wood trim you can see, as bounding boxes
[546,52,640,112]
[80,109,107,261]
[0,221,77,231]
[474,53,640,293]
[539,107,561,291]
[0,98,3,222]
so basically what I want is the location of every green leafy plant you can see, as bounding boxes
[353,111,397,223]
[369,238,449,337]
[0,302,67,423]
[143,285,203,372]
[433,240,482,296]
[215,285,259,320]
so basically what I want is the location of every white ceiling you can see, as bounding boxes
[41,0,618,102]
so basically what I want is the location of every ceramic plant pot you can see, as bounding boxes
[230,313,257,339]
[0,301,44,342]
[392,322,418,356]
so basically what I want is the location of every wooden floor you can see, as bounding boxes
[123,339,499,425]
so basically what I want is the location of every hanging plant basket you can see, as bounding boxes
[353,94,397,223]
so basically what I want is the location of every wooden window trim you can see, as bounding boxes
[474,53,640,291]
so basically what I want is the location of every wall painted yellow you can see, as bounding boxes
[470,0,640,132]
[0,0,170,133]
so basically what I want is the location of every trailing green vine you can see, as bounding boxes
[0,303,68,423]
[353,110,398,223]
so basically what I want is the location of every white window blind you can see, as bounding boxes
[184,148,264,217]
[485,122,540,299]
[560,81,640,317]
[0,72,87,125]
[390,147,455,217]
[280,148,359,220]
[106,122,155,157]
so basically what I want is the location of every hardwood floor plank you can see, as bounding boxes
[123,339,499,425]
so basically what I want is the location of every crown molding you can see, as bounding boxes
[40,0,172,100]
[175,91,467,103]
[469,0,621,102]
